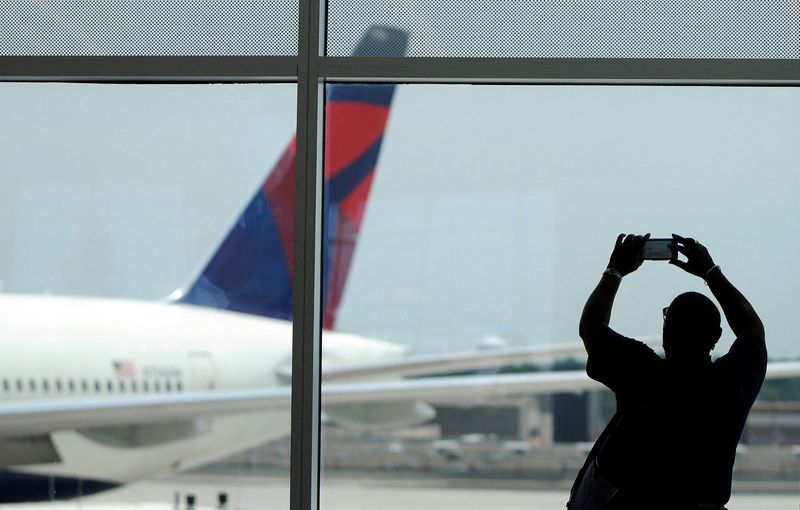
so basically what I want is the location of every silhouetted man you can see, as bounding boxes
[569,234,766,510]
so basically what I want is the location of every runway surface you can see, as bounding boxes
[4,475,794,510]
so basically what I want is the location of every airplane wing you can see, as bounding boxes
[278,337,663,382]
[0,389,291,438]
[0,360,798,438]
[325,369,600,403]
[324,359,800,404]
[0,371,592,438]
[319,343,594,382]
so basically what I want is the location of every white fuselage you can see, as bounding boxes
[0,294,406,483]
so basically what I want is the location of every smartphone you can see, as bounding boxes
[642,238,674,260]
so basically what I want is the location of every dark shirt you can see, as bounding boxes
[586,327,767,508]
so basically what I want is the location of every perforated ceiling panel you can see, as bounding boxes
[1,0,297,56]
[327,1,800,58]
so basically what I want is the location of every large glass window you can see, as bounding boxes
[0,82,296,506]
[2,2,800,509]
[319,84,800,509]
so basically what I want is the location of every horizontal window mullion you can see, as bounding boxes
[2,56,798,84]
[319,57,800,85]
[0,56,297,82]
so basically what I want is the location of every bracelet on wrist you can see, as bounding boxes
[703,265,721,286]
[604,267,623,280]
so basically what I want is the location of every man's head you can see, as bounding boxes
[662,291,722,360]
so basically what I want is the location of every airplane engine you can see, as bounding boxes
[323,400,436,430]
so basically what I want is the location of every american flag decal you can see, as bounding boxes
[113,360,135,379]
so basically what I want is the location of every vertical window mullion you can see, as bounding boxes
[290,1,325,510]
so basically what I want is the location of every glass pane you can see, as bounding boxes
[1,0,297,56]
[320,84,800,509]
[327,1,800,58]
[0,82,296,507]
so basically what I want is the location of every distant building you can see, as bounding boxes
[745,401,800,446]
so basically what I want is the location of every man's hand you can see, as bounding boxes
[580,233,648,350]
[608,233,650,277]
[669,234,716,278]
[670,234,765,341]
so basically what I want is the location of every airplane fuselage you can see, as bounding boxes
[0,293,405,487]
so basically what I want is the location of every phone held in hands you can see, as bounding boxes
[642,238,674,260]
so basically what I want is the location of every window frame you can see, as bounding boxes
[0,4,798,510]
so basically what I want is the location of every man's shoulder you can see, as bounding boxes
[587,327,662,375]
[718,331,767,367]
[713,331,767,399]
[585,328,664,398]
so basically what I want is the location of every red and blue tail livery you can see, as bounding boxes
[179,26,408,329]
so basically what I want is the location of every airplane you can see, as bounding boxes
[1,25,799,503]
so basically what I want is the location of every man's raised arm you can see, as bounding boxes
[670,234,765,340]
[579,233,650,353]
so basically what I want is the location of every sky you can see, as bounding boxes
[0,82,798,359]
[340,84,800,359]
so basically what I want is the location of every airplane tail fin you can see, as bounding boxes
[177,26,408,327]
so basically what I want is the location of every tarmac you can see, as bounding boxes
[2,474,795,510]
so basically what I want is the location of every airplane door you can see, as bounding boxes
[188,351,217,391]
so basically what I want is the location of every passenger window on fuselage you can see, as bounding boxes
[67,380,75,392]
[2,379,8,392]
[82,379,89,393]
[177,381,183,392]
[118,380,125,393]
[94,380,101,393]
[154,380,161,392]
[29,379,36,392]
[106,380,113,393]
[143,380,150,392]
[165,381,172,392]
[16,379,23,392]
[42,379,49,392]
[55,379,63,392]
[131,380,138,392]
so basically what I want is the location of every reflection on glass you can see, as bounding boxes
[320,85,800,509]
[0,82,295,506]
